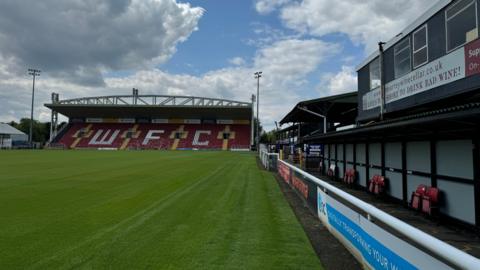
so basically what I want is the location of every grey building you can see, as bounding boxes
[287,0,480,228]
[0,123,28,149]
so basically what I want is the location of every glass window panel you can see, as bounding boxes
[395,59,411,78]
[394,38,411,78]
[396,48,410,62]
[413,47,428,67]
[446,2,477,51]
[447,0,474,19]
[413,27,427,51]
[394,38,410,54]
[369,58,380,90]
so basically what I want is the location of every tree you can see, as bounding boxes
[260,130,277,144]
[10,118,50,143]
[253,117,264,146]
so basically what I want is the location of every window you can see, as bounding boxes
[446,0,478,52]
[413,25,428,68]
[369,57,380,90]
[394,37,411,78]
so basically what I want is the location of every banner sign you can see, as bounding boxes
[217,119,234,124]
[86,118,103,123]
[118,118,135,123]
[291,175,309,199]
[278,162,291,184]
[362,38,480,110]
[152,119,169,124]
[307,144,323,157]
[184,119,201,124]
[317,187,452,269]
[465,39,480,76]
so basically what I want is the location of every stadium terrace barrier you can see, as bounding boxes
[259,150,480,270]
[259,151,278,171]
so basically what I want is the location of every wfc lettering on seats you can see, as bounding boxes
[86,129,222,146]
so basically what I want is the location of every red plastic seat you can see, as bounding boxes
[369,175,385,195]
[410,184,427,210]
[343,169,356,185]
[368,175,377,193]
[327,164,336,177]
[374,176,385,194]
[422,187,439,215]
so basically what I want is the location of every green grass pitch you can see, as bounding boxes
[0,151,322,269]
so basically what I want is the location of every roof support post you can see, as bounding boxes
[49,92,59,143]
[297,106,327,134]
[251,95,255,148]
[379,41,386,121]
[473,138,480,226]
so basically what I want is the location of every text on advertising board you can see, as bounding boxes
[362,38,480,110]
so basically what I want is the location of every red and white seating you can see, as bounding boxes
[343,168,356,185]
[368,175,386,195]
[422,186,439,216]
[56,123,251,150]
[327,164,336,178]
[410,184,427,210]
[410,184,439,216]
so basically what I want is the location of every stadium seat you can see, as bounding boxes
[56,123,251,151]
[368,175,385,195]
[368,175,376,193]
[410,184,427,211]
[327,164,336,178]
[421,187,439,216]
[343,169,356,186]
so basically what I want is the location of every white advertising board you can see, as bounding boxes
[363,47,466,110]
[317,187,452,269]
[86,118,103,123]
[184,119,201,124]
[217,119,233,124]
[151,119,169,124]
[118,118,135,123]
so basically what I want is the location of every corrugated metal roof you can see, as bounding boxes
[279,91,358,125]
[0,123,27,135]
[304,102,480,141]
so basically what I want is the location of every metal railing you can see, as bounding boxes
[259,150,480,270]
[49,95,252,108]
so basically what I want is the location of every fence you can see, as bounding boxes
[259,150,480,270]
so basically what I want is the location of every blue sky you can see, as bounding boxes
[161,0,365,101]
[0,0,438,130]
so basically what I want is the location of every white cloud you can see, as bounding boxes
[255,0,292,15]
[0,0,204,85]
[319,66,357,97]
[278,0,438,53]
[245,22,301,48]
[0,38,339,130]
[228,57,246,66]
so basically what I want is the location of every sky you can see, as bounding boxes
[0,0,439,130]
